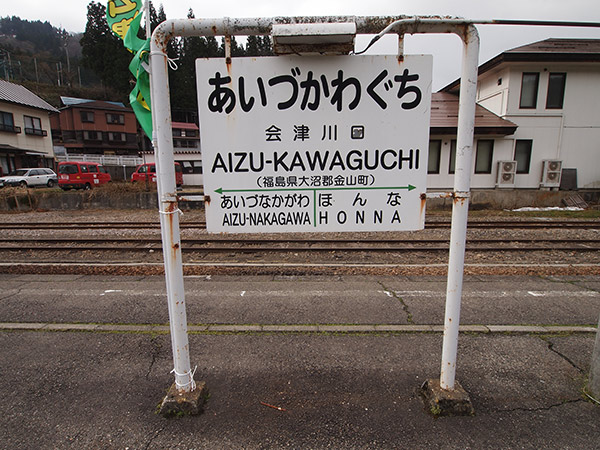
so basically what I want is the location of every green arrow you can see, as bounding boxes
[215,185,417,194]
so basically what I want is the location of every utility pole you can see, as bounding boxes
[64,43,71,73]
[1,50,11,80]
[6,51,11,81]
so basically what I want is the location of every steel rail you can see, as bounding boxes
[1,237,598,245]
[2,242,598,253]
[2,220,599,230]
[1,246,597,252]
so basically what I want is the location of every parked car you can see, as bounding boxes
[0,168,58,188]
[57,161,111,190]
[131,162,183,187]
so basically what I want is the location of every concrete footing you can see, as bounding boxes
[420,378,475,417]
[159,381,209,417]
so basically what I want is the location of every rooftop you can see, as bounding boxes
[0,80,57,113]
[505,38,600,54]
[172,121,199,130]
[430,92,517,135]
[443,38,600,92]
[59,96,131,112]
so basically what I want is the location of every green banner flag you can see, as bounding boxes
[106,0,142,40]
[106,1,153,137]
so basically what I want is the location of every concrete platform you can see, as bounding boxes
[0,273,598,448]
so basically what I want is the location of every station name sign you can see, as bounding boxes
[196,55,432,233]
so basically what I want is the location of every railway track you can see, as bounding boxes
[1,236,598,253]
[2,219,599,231]
[1,214,598,275]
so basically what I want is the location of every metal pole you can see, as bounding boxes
[371,17,480,391]
[439,26,479,391]
[224,35,232,61]
[150,16,194,392]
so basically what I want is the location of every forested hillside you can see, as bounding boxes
[1,2,272,112]
[0,15,114,107]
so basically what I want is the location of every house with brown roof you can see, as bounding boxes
[50,96,139,158]
[441,38,600,190]
[0,79,57,175]
[427,92,517,190]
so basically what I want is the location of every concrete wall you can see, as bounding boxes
[427,136,516,190]
[427,189,598,210]
[0,190,159,211]
[477,66,511,116]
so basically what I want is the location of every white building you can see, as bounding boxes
[0,80,57,175]
[441,38,600,190]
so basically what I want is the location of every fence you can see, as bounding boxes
[56,154,143,167]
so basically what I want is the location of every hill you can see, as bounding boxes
[0,16,110,107]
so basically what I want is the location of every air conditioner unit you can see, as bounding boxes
[496,160,516,188]
[540,160,562,188]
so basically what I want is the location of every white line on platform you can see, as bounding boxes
[0,322,596,334]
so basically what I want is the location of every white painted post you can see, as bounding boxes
[439,26,480,391]
[149,25,194,393]
[373,18,480,391]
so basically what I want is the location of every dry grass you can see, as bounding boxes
[91,181,157,194]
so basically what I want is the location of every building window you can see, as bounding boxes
[108,132,126,142]
[514,140,533,174]
[475,140,494,174]
[80,111,95,123]
[106,113,125,124]
[24,115,47,136]
[174,139,199,149]
[449,140,457,174]
[546,73,566,109]
[0,111,20,133]
[428,140,441,174]
[519,72,539,108]
[83,130,102,141]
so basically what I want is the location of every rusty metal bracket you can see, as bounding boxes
[423,191,471,200]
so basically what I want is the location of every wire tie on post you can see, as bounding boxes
[167,57,179,71]
[171,365,197,391]
[159,208,183,217]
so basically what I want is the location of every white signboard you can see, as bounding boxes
[196,55,432,233]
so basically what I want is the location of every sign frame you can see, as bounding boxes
[148,16,481,400]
